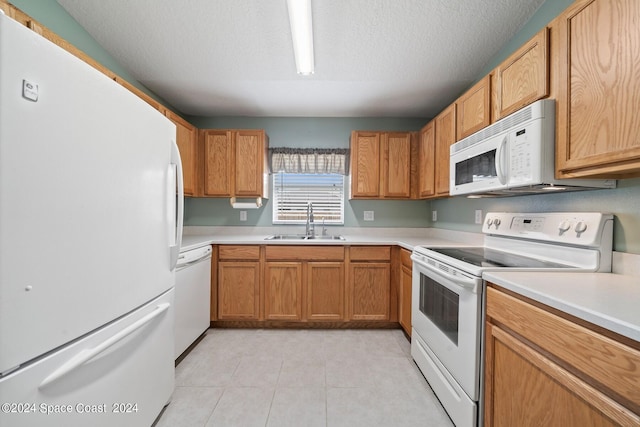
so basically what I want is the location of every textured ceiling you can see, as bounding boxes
[57,0,545,118]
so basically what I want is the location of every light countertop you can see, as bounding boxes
[179,226,639,344]
[484,271,640,342]
[179,226,483,253]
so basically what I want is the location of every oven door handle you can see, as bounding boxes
[412,255,479,291]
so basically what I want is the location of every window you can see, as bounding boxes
[272,172,345,224]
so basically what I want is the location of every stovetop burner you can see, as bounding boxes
[427,247,573,269]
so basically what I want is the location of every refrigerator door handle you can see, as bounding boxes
[38,303,171,389]
[169,140,184,270]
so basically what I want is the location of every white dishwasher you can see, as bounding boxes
[174,245,212,359]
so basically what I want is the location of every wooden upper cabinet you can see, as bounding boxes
[382,132,412,198]
[553,0,640,178]
[201,129,268,198]
[202,130,233,196]
[235,130,266,197]
[350,131,381,198]
[165,111,198,196]
[417,121,436,198]
[434,104,457,197]
[456,75,491,139]
[350,131,412,199]
[494,28,549,120]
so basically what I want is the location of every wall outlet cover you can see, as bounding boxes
[432,210,437,221]
[475,209,483,224]
[364,211,374,221]
[240,211,248,221]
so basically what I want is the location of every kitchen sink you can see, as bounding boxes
[305,235,345,240]
[264,234,345,241]
[264,234,307,240]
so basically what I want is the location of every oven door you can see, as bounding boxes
[411,253,482,400]
[450,132,509,196]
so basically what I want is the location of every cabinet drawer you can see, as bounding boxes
[218,245,260,260]
[265,246,344,261]
[349,246,390,261]
[486,286,640,409]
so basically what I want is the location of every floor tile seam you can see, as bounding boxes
[200,385,225,427]
[206,386,277,427]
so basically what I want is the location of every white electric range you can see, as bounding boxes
[410,212,614,427]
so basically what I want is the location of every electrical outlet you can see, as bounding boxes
[475,209,483,224]
[432,210,437,222]
[364,211,374,221]
[240,211,247,221]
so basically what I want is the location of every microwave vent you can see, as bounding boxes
[452,102,536,153]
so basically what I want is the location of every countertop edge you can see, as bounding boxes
[484,271,640,343]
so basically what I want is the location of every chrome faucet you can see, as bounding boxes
[305,202,315,237]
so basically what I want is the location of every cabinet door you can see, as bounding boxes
[203,130,233,196]
[218,261,260,320]
[399,264,412,337]
[235,130,264,197]
[494,28,549,119]
[167,111,197,196]
[554,0,640,178]
[456,75,491,139]
[484,323,627,427]
[382,132,412,198]
[307,262,344,321]
[418,121,435,198]
[264,262,302,320]
[349,263,390,320]
[434,104,456,197]
[350,131,381,198]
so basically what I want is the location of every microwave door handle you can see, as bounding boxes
[495,136,508,185]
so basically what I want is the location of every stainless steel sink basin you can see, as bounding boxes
[265,234,345,241]
[264,234,307,240]
[306,235,345,240]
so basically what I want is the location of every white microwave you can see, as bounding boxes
[449,99,615,196]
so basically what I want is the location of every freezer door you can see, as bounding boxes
[0,289,174,427]
[0,15,180,373]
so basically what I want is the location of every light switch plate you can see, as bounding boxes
[240,211,247,221]
[432,210,437,222]
[364,211,374,221]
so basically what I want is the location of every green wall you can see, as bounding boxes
[185,117,430,228]
[430,0,640,254]
[9,0,172,107]
[10,0,640,252]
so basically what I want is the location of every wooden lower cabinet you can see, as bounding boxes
[484,285,640,427]
[349,259,390,321]
[264,262,302,320]
[217,261,260,320]
[398,249,412,336]
[214,245,397,325]
[307,262,344,321]
[264,246,345,322]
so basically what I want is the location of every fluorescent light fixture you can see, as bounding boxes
[286,0,314,75]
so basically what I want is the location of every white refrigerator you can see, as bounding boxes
[0,12,183,427]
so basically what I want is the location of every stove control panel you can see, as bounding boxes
[482,212,613,247]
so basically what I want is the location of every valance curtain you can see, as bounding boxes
[269,148,349,175]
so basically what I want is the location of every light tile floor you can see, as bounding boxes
[155,328,454,427]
